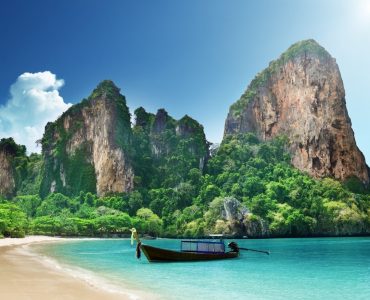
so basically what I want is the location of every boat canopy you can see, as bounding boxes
[209,234,224,238]
[181,240,225,254]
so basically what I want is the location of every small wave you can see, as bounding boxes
[20,244,157,300]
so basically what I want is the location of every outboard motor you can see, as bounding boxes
[228,242,239,253]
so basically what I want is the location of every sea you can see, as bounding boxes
[30,237,370,300]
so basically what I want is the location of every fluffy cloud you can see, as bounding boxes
[0,71,72,153]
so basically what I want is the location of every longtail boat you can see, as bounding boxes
[130,229,269,263]
[140,239,239,262]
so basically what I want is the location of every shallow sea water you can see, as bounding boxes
[32,237,370,300]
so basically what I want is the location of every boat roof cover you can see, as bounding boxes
[181,240,225,253]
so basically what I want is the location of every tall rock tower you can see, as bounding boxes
[40,80,134,197]
[224,39,369,184]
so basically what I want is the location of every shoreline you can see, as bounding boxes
[0,236,155,300]
[0,235,66,247]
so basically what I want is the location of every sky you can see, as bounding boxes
[0,0,369,160]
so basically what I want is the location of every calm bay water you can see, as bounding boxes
[32,237,370,300]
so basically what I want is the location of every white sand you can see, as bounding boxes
[0,235,64,247]
[0,236,155,300]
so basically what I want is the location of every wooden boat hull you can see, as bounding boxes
[140,244,239,262]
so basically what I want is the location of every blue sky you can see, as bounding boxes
[0,0,369,161]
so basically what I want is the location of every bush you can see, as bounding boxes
[0,203,28,237]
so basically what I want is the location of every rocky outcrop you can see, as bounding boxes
[0,149,15,197]
[176,115,210,170]
[217,197,269,237]
[0,138,28,198]
[39,82,210,197]
[40,81,134,197]
[225,39,369,184]
[150,109,177,157]
[222,197,249,223]
[133,107,209,175]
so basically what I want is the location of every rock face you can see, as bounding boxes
[138,107,209,163]
[0,150,15,197]
[150,108,177,157]
[39,81,210,197]
[225,39,369,184]
[0,138,28,198]
[40,81,134,197]
[219,197,269,237]
[222,197,249,222]
[132,107,209,188]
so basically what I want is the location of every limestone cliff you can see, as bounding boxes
[39,81,210,197]
[40,81,134,197]
[132,107,209,188]
[0,148,16,197]
[225,39,369,184]
[0,138,29,198]
[148,109,209,168]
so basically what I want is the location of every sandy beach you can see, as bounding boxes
[0,236,151,300]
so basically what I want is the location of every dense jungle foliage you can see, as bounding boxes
[1,133,369,238]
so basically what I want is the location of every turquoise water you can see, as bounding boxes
[33,238,370,300]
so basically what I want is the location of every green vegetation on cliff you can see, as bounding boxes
[0,138,43,197]
[1,133,369,238]
[0,137,27,157]
[206,134,369,236]
[1,77,369,238]
[40,120,97,197]
[40,80,131,197]
[132,107,209,189]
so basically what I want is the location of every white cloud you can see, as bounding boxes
[0,71,72,154]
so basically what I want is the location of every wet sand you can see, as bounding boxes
[0,237,151,300]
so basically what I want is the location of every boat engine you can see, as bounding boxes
[228,242,239,253]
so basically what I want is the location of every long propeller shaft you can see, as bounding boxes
[238,247,270,255]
